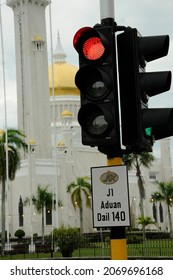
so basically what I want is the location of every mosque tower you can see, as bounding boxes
[6,0,51,158]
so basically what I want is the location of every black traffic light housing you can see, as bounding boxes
[73,24,121,156]
[117,28,172,153]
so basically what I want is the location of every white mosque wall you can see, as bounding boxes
[1,137,173,238]
[50,95,79,122]
[8,159,56,237]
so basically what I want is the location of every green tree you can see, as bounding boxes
[123,152,155,217]
[25,185,55,244]
[137,216,156,240]
[152,180,173,237]
[0,129,27,251]
[67,177,91,233]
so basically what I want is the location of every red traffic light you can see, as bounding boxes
[73,24,120,154]
[73,27,109,61]
[83,36,105,60]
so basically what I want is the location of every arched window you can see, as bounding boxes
[152,203,157,222]
[18,196,24,227]
[46,206,52,225]
[159,203,164,223]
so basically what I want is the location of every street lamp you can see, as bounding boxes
[28,139,37,253]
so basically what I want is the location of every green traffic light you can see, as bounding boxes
[145,127,152,136]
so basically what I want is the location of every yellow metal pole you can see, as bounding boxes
[107,157,122,166]
[107,157,128,260]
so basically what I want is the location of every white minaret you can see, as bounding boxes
[160,138,172,181]
[6,0,51,158]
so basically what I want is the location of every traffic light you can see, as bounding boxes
[117,28,172,153]
[73,25,120,156]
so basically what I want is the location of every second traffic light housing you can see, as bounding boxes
[73,25,120,156]
[117,28,172,153]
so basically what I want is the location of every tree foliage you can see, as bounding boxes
[67,177,91,233]
[152,180,173,237]
[25,185,55,243]
[0,129,27,252]
[123,152,154,215]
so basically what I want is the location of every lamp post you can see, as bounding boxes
[28,139,37,253]
[54,141,67,226]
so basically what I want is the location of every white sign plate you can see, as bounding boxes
[91,165,130,227]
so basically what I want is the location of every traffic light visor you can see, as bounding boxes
[75,66,111,100]
[73,27,108,61]
[78,104,113,138]
[139,35,169,62]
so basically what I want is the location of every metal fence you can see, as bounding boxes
[127,238,173,258]
[0,232,173,259]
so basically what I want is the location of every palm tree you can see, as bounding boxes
[25,185,55,244]
[137,216,156,240]
[137,215,156,256]
[67,177,91,233]
[0,128,27,251]
[123,152,155,217]
[152,181,173,237]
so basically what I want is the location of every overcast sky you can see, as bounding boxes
[0,0,173,157]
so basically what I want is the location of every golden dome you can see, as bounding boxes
[60,110,73,117]
[48,32,79,96]
[57,141,65,147]
[48,62,79,96]
[28,139,36,145]
[33,35,44,42]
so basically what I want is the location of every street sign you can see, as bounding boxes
[91,165,130,227]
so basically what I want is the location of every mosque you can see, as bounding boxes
[1,0,172,242]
